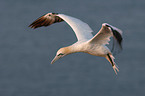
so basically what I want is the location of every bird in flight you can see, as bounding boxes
[29,13,123,75]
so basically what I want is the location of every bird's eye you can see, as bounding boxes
[57,53,64,56]
[106,24,110,27]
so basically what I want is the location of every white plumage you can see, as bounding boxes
[58,14,93,41]
[29,13,123,75]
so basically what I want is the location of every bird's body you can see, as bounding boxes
[67,41,110,57]
[29,13,123,75]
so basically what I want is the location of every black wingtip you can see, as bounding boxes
[112,29,122,47]
[108,26,123,48]
[28,13,64,29]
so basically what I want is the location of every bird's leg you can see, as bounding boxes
[106,54,119,75]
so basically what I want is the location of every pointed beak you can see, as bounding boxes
[51,55,61,64]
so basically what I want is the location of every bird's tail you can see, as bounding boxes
[105,53,119,75]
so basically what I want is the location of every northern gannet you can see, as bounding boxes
[29,13,123,75]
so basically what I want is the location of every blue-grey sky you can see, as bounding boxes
[0,0,145,96]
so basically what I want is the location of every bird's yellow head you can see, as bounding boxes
[51,47,71,64]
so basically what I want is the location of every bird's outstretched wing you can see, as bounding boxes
[29,13,64,29]
[29,13,93,41]
[89,23,123,53]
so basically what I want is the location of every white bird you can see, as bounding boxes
[29,13,123,75]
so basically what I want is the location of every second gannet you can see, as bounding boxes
[29,13,123,75]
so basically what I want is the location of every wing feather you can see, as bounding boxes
[29,13,93,41]
[89,23,113,45]
[29,13,64,29]
[57,14,93,41]
[89,23,123,53]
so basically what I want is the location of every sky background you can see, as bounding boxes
[0,0,145,96]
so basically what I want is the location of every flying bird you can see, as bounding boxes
[29,13,123,75]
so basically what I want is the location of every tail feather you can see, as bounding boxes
[106,54,119,75]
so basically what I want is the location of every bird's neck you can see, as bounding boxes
[65,44,83,54]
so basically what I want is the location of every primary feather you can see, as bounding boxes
[29,13,93,41]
